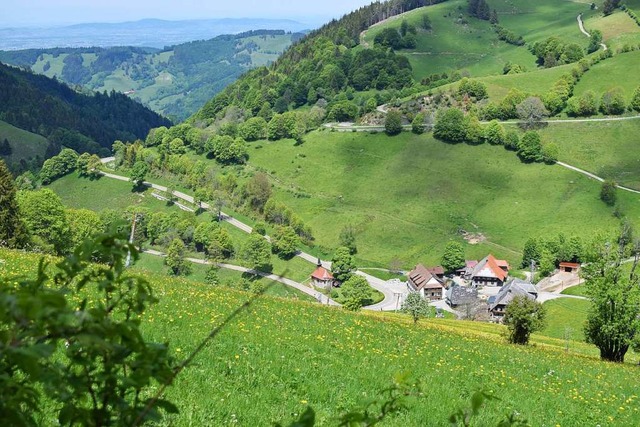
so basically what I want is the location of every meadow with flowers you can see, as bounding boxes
[2,248,640,426]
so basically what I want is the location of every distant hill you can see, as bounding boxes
[0,61,171,172]
[0,30,304,120]
[0,18,309,50]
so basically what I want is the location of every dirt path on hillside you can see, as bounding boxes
[577,13,608,51]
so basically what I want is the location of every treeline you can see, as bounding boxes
[111,128,315,245]
[0,62,170,157]
[521,234,584,277]
[194,0,449,122]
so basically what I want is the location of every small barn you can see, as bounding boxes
[559,262,580,273]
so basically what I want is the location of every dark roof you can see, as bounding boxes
[408,264,444,291]
[445,285,478,306]
[489,279,537,311]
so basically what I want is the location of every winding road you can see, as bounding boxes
[577,14,607,51]
[142,248,340,306]
[99,158,402,310]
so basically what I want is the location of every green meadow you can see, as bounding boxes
[0,120,49,163]
[246,130,639,269]
[2,248,640,426]
[362,0,600,80]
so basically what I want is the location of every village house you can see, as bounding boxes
[445,284,479,307]
[488,278,538,319]
[469,254,510,287]
[311,260,335,289]
[407,264,445,301]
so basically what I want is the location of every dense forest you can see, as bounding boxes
[194,0,448,122]
[0,62,170,157]
[0,30,302,120]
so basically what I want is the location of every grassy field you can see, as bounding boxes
[0,120,49,163]
[363,0,536,79]
[132,252,315,302]
[362,0,599,80]
[573,50,640,104]
[246,130,639,269]
[523,119,640,190]
[47,173,176,212]
[541,297,590,341]
[561,284,588,297]
[584,8,640,50]
[3,247,640,426]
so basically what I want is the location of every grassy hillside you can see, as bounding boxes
[0,61,170,167]
[362,0,598,80]
[0,120,49,168]
[572,50,640,103]
[0,30,298,121]
[2,247,640,425]
[245,130,639,268]
[47,172,319,284]
[527,119,640,190]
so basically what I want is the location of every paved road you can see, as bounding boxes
[97,164,399,310]
[557,161,640,195]
[142,249,340,306]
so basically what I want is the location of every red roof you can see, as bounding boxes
[311,266,334,281]
[559,262,580,268]
[428,266,445,276]
[466,260,478,268]
[472,255,508,282]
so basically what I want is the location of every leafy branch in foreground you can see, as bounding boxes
[0,231,176,426]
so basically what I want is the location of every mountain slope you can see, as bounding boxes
[0,62,170,161]
[0,30,302,120]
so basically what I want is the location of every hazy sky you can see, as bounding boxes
[3,0,374,27]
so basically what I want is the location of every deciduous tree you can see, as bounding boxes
[340,275,371,311]
[241,233,272,272]
[402,292,432,324]
[504,296,546,345]
[166,238,191,276]
[332,246,356,283]
[385,110,403,136]
[441,241,465,273]
[17,188,71,254]
[583,230,640,362]
[271,226,300,259]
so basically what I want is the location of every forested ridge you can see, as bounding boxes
[0,62,170,157]
[194,0,448,121]
[0,30,302,121]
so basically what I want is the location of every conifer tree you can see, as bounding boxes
[0,160,29,248]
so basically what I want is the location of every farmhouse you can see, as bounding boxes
[470,254,509,287]
[407,264,445,301]
[311,260,335,289]
[488,278,538,318]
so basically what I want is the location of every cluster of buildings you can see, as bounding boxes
[407,254,539,320]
